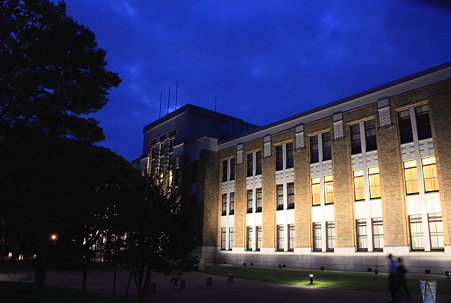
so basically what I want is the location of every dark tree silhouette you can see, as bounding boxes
[0,0,121,288]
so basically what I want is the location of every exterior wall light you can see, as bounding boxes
[309,274,314,284]
[445,271,450,278]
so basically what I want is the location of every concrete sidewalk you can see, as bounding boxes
[1,268,450,303]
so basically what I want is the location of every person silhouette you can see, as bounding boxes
[397,257,411,300]
[388,254,397,302]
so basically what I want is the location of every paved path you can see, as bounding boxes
[1,268,450,303]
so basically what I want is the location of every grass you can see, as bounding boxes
[0,281,167,303]
[204,265,451,294]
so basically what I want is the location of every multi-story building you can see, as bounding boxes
[134,62,451,273]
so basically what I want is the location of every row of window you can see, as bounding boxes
[221,213,444,252]
[221,104,432,178]
[223,157,438,216]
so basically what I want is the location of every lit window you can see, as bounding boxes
[229,192,235,215]
[276,184,284,210]
[246,227,253,251]
[353,170,365,201]
[428,213,444,250]
[287,182,295,209]
[404,160,419,194]
[422,157,438,192]
[356,219,367,251]
[277,225,284,251]
[256,226,262,251]
[372,218,384,251]
[409,215,424,250]
[369,167,381,199]
[229,227,234,251]
[326,221,335,252]
[313,222,322,251]
[312,178,321,206]
[221,228,226,250]
[256,188,262,212]
[324,175,334,204]
[247,189,253,213]
[288,224,295,251]
[221,194,227,216]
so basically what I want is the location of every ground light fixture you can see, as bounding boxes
[309,274,314,284]
[445,271,450,278]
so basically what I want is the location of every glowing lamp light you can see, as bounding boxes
[445,271,450,278]
[50,234,58,241]
[309,274,314,284]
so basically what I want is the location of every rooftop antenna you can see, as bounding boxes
[175,81,178,109]
[159,90,162,118]
[215,96,217,112]
[167,86,171,114]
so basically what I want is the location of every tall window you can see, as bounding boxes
[256,188,262,212]
[287,183,295,209]
[365,120,377,152]
[415,105,432,140]
[247,153,253,177]
[324,175,334,204]
[256,226,262,251]
[222,194,227,216]
[353,170,365,201]
[221,227,226,250]
[222,160,228,182]
[310,136,319,163]
[372,218,384,251]
[398,109,413,144]
[229,227,234,251]
[356,219,367,251]
[276,145,284,171]
[246,227,253,251]
[428,213,444,250]
[369,167,381,199]
[326,221,335,252]
[322,133,332,161]
[288,224,295,251]
[276,184,284,210]
[404,160,419,194]
[350,124,361,154]
[277,225,284,251]
[247,189,253,213]
[398,105,432,144]
[312,178,321,206]
[229,192,235,215]
[256,151,262,175]
[313,223,322,251]
[286,142,294,168]
[409,215,424,250]
[230,158,235,181]
[422,156,438,192]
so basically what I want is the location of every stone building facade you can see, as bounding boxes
[134,62,451,273]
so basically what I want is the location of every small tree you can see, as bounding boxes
[105,179,197,303]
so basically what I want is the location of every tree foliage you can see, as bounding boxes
[0,0,121,143]
[105,179,197,303]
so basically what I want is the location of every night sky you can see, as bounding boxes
[64,0,451,161]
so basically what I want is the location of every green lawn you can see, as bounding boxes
[0,281,166,303]
[204,265,451,294]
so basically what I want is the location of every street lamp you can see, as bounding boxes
[309,274,314,284]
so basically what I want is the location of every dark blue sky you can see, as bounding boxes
[64,0,451,161]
